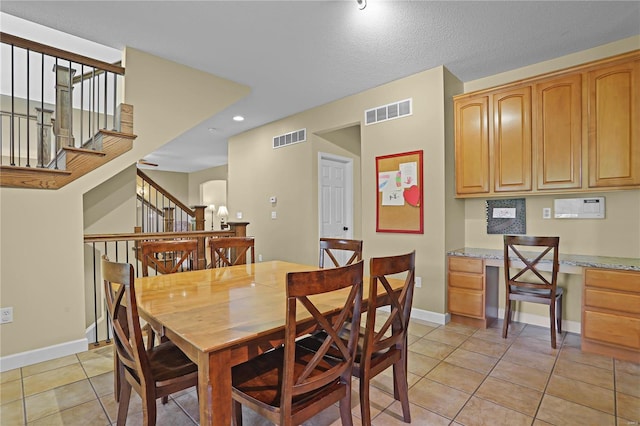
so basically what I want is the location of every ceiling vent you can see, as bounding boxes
[273,128,306,149]
[364,98,412,125]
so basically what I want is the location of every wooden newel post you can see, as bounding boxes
[192,206,207,269]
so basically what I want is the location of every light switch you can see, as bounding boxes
[271,211,277,219]
[236,211,243,219]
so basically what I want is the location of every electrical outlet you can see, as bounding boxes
[415,277,422,288]
[236,211,243,219]
[258,254,263,262]
[543,208,551,219]
[1,307,13,324]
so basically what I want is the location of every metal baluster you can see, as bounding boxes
[112,73,117,130]
[10,45,15,165]
[103,71,107,133]
[40,52,44,168]
[26,49,30,167]
[53,57,58,170]
[68,60,73,148]
[92,242,99,346]
[80,64,84,146]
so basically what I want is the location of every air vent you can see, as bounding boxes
[273,128,306,149]
[364,98,412,125]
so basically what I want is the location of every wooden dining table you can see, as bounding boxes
[135,260,404,426]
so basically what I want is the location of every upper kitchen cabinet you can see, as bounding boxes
[587,59,640,188]
[453,51,640,198]
[534,74,583,190]
[493,86,532,193]
[454,95,490,195]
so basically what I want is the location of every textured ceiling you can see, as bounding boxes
[2,1,639,172]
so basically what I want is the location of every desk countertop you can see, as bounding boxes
[448,247,640,272]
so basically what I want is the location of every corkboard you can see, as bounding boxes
[376,150,423,234]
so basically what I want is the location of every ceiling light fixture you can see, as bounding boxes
[356,0,366,10]
[232,115,245,122]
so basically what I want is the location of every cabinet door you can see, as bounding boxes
[588,59,640,187]
[493,87,532,192]
[454,96,490,195]
[535,74,582,190]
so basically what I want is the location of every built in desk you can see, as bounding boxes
[447,248,640,362]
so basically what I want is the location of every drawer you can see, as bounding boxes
[449,256,484,274]
[584,288,640,315]
[585,269,640,293]
[583,310,640,350]
[449,271,484,290]
[448,287,484,318]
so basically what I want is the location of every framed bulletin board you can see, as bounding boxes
[376,150,423,234]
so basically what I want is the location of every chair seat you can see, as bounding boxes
[232,343,346,410]
[509,285,564,298]
[147,341,198,383]
[298,329,393,365]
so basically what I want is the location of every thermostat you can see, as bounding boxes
[554,197,605,219]
[269,196,277,203]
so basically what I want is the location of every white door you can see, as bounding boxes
[319,154,353,257]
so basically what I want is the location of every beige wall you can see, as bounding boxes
[462,35,640,323]
[229,66,462,315]
[0,47,249,361]
[189,165,228,206]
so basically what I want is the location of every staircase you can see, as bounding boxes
[0,126,136,189]
[0,32,136,190]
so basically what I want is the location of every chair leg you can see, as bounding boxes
[392,358,411,422]
[549,302,557,349]
[142,390,157,426]
[116,380,132,426]
[359,372,372,426]
[557,294,563,334]
[339,386,353,426]
[232,400,243,426]
[502,299,512,339]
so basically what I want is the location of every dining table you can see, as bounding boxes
[135,260,405,426]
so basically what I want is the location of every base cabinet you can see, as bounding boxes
[447,256,498,328]
[582,268,640,363]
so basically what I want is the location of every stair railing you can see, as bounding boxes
[83,228,247,347]
[0,32,125,169]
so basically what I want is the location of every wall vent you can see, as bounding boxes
[273,128,306,149]
[364,98,412,125]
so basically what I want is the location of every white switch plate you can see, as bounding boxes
[271,211,277,219]
[415,277,422,288]
[1,307,13,324]
[236,211,243,219]
[542,208,551,219]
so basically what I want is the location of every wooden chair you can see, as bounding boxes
[319,237,363,268]
[231,261,364,426]
[300,251,416,424]
[101,256,198,426]
[503,235,563,348]
[139,239,199,276]
[139,239,199,349]
[209,236,255,268]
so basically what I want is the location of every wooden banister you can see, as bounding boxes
[137,168,195,216]
[0,32,125,75]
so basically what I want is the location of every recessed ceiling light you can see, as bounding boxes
[356,0,366,10]
[232,115,245,122]
[208,127,218,133]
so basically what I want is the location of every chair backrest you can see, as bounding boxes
[208,237,255,268]
[362,251,416,360]
[318,238,363,268]
[139,239,198,276]
[102,256,152,390]
[284,261,364,407]
[503,235,560,293]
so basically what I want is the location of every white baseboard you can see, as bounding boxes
[497,308,581,334]
[410,308,449,325]
[0,338,88,373]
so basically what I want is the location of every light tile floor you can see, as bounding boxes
[1,318,639,425]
